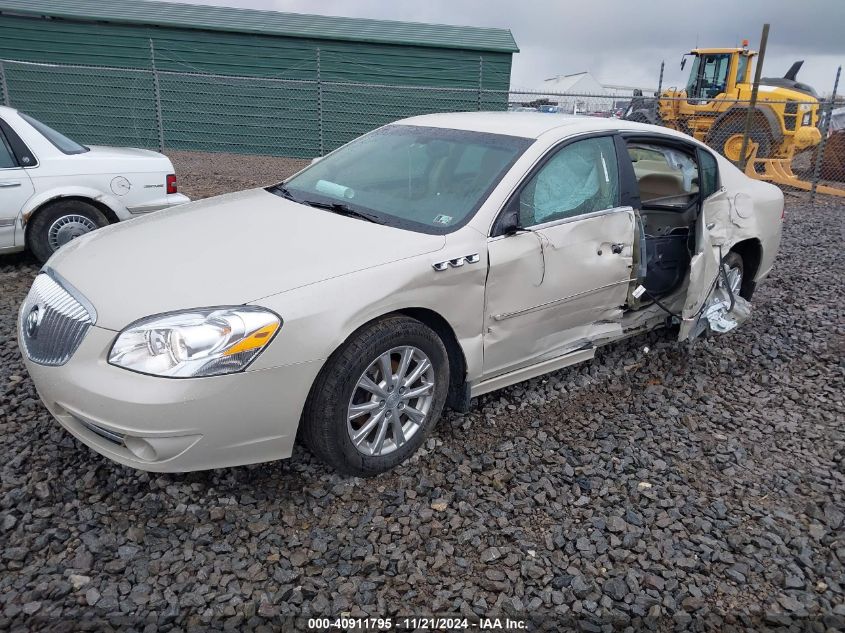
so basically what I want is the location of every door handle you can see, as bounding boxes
[0,181,21,188]
[611,242,624,254]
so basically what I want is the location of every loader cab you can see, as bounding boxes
[683,49,753,103]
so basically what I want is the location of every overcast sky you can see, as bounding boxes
[158,0,844,94]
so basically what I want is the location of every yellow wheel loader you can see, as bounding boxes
[625,44,842,195]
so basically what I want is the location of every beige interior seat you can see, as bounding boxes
[638,173,687,201]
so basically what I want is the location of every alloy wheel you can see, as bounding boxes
[347,346,435,456]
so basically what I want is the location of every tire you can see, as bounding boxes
[27,199,109,264]
[723,251,745,298]
[709,117,773,162]
[301,315,449,476]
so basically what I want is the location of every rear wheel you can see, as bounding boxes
[301,316,449,476]
[27,200,109,263]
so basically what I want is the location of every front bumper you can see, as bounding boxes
[21,325,323,472]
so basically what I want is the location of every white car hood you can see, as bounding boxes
[47,188,446,330]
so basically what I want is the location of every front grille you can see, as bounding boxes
[19,271,95,366]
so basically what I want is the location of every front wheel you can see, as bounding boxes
[301,316,449,476]
[27,200,109,263]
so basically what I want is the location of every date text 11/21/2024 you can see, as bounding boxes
[306,616,528,630]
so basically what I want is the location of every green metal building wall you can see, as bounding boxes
[0,1,516,156]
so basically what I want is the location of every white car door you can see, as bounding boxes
[0,133,34,250]
[483,135,636,378]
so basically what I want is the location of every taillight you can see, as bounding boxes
[166,174,177,194]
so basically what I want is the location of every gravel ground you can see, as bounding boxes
[0,155,843,631]
[166,150,310,200]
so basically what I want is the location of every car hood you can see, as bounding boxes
[48,188,446,330]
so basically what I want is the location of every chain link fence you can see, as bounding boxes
[1,58,843,199]
[0,58,506,159]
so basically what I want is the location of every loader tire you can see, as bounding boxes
[710,118,773,162]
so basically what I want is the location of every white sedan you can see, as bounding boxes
[18,113,782,476]
[0,105,189,262]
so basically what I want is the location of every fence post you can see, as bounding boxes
[316,48,324,156]
[810,66,841,203]
[478,56,484,111]
[738,23,769,172]
[149,39,165,153]
[657,60,664,96]
[0,60,9,107]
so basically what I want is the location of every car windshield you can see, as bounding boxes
[281,124,533,233]
[19,112,89,155]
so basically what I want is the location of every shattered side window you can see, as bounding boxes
[629,143,699,207]
[519,136,619,226]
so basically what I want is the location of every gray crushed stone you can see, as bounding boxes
[0,159,842,630]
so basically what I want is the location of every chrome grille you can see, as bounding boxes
[19,271,95,366]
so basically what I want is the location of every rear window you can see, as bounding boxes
[19,112,89,155]
[0,133,15,168]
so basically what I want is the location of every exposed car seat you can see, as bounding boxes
[638,173,688,201]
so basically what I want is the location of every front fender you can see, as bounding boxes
[249,232,488,382]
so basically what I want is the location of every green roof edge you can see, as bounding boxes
[0,0,520,53]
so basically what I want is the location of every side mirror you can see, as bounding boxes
[680,57,687,71]
[310,156,322,165]
[496,202,523,237]
[633,88,642,97]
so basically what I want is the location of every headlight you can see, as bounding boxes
[802,112,812,126]
[108,307,281,378]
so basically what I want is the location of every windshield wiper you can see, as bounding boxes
[299,199,384,225]
[266,183,300,202]
[268,186,384,225]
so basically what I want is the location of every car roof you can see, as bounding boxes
[393,111,689,142]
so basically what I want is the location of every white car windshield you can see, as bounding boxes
[19,112,89,155]
[281,125,533,233]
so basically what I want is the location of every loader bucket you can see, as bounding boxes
[743,145,845,197]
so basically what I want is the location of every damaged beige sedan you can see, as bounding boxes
[19,113,783,476]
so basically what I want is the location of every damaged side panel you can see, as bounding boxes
[678,188,752,341]
[483,208,635,378]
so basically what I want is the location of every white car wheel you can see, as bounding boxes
[27,200,109,263]
[47,214,99,251]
